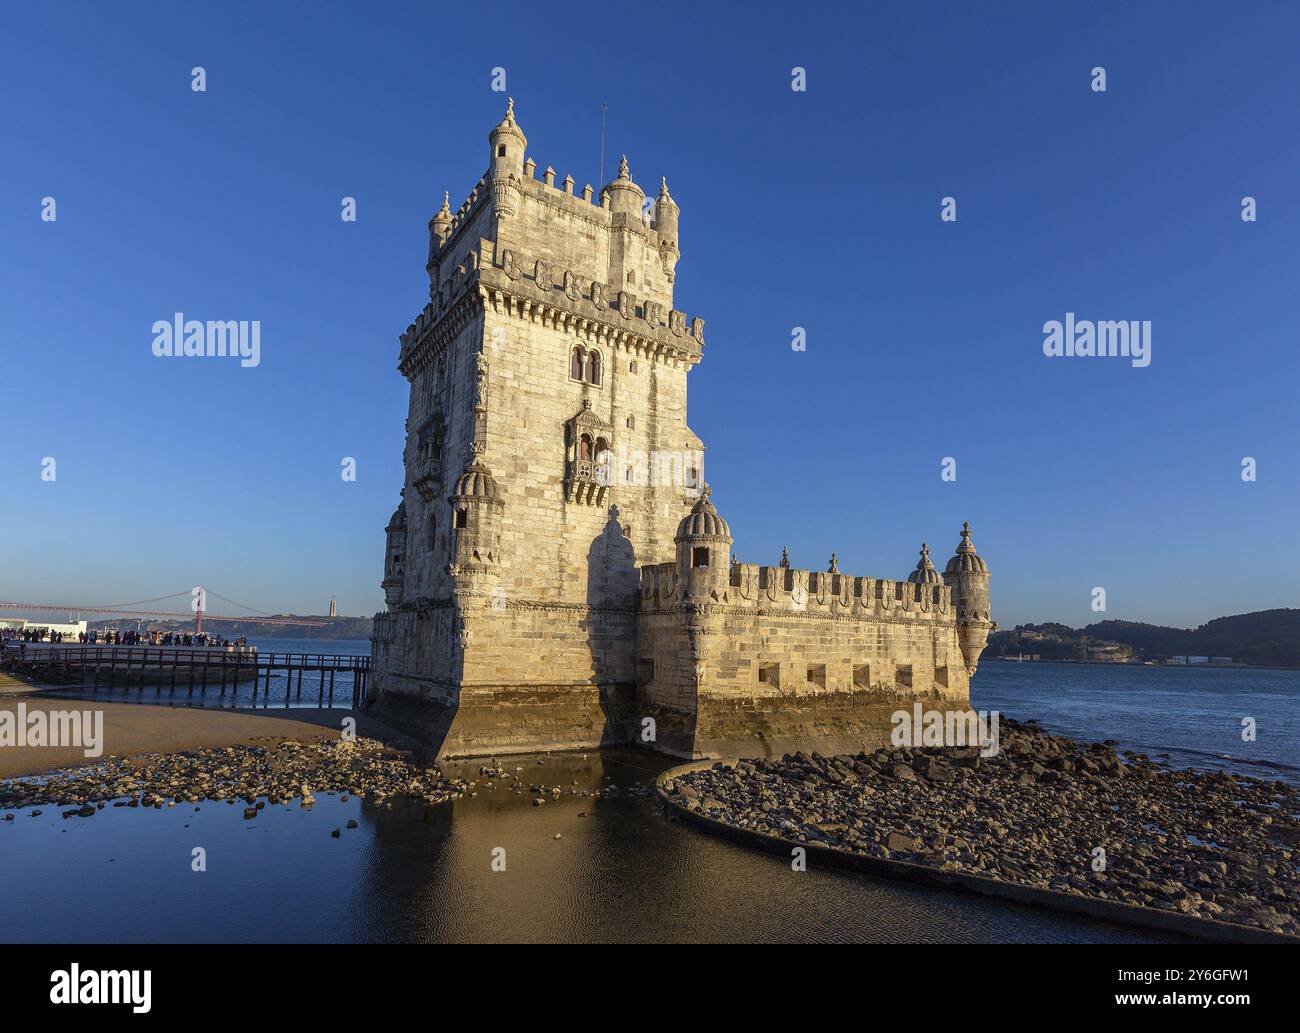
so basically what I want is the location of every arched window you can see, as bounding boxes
[570,347,585,381]
[585,351,601,385]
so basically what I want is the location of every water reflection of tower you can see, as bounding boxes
[328,596,337,618]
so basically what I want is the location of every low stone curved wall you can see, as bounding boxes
[654,760,1297,945]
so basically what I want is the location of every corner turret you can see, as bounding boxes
[427,192,452,269]
[603,155,645,219]
[943,522,993,675]
[489,98,526,223]
[448,446,504,578]
[655,177,680,281]
[381,494,408,607]
[906,543,943,584]
[674,485,732,602]
[488,97,526,176]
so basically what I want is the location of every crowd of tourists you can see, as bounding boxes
[0,628,247,648]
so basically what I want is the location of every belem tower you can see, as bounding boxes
[368,101,994,760]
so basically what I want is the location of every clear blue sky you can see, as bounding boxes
[2,0,1297,629]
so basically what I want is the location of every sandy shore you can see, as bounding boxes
[0,689,410,779]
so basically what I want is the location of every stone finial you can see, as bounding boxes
[440,191,451,214]
[582,183,593,202]
[618,154,630,180]
[543,166,556,187]
[780,546,790,568]
[563,174,574,195]
[491,97,525,143]
[700,482,711,498]
[659,176,674,201]
[828,553,839,573]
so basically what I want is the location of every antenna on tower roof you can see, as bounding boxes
[598,102,608,189]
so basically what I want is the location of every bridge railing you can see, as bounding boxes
[1,645,371,708]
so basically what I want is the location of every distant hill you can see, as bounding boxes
[87,615,373,641]
[990,609,1300,667]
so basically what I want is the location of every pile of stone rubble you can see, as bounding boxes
[662,719,1299,937]
[0,737,466,818]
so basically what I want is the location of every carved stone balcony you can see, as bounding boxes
[412,459,441,503]
[566,458,609,506]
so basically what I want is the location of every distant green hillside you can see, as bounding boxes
[88,615,373,641]
[990,609,1300,667]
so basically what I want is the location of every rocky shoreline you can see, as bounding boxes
[661,719,1300,938]
[0,736,466,819]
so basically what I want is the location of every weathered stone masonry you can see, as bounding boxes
[369,101,993,759]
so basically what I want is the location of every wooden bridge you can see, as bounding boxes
[1,645,370,708]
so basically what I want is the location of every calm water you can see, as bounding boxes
[973,660,1300,787]
[6,647,1295,942]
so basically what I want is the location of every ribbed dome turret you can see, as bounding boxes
[675,485,731,540]
[907,543,943,584]
[386,498,406,532]
[451,456,501,500]
[944,522,988,575]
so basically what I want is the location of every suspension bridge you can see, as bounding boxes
[0,588,329,632]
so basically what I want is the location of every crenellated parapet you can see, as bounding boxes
[399,237,707,378]
[639,559,953,621]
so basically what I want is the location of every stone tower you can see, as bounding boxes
[370,101,993,762]
[369,101,708,757]
[943,522,993,676]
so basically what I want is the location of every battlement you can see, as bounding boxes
[432,157,674,261]
[639,559,953,620]
[398,238,706,375]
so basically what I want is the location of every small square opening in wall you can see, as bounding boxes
[454,509,468,529]
[692,547,709,567]
[635,658,655,687]
[496,145,506,157]
[934,665,949,690]
[852,664,871,690]
[895,664,913,692]
[807,664,826,690]
[758,663,780,689]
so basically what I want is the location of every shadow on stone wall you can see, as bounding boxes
[587,506,640,749]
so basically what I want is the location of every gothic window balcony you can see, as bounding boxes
[565,457,611,506]
[564,400,613,506]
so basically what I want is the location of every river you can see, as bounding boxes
[5,645,1296,942]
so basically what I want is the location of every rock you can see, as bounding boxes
[890,765,918,782]
[886,832,919,852]
[330,828,341,838]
